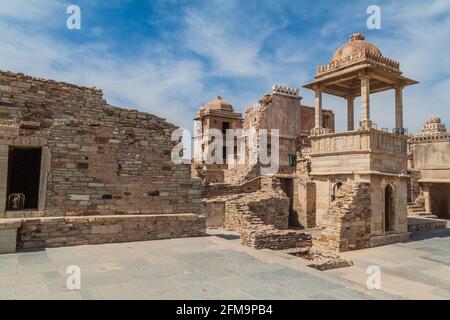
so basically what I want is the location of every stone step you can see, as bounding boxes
[407,204,424,208]
[407,205,425,210]
[408,208,427,213]
[409,211,434,216]
[408,217,447,233]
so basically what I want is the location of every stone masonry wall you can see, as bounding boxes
[0,70,201,217]
[240,226,312,250]
[17,214,206,249]
[318,182,372,252]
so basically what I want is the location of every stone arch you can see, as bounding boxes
[331,181,344,201]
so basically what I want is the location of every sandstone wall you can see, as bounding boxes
[0,70,201,218]
[17,214,206,249]
[318,182,372,252]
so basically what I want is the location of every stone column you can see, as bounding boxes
[347,95,355,131]
[314,88,322,129]
[395,84,404,133]
[360,76,371,128]
[38,147,51,212]
[422,184,432,214]
[0,145,8,217]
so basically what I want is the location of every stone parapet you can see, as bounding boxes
[310,129,407,156]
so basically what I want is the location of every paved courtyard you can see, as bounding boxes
[0,226,449,300]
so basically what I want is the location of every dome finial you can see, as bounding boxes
[350,33,365,42]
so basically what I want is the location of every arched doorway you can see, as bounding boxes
[384,185,395,232]
[331,182,343,202]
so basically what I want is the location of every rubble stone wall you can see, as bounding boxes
[222,191,289,232]
[240,227,312,250]
[318,182,372,252]
[202,176,261,197]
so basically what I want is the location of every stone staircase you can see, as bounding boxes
[407,202,437,219]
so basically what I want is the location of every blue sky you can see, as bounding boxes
[0,0,449,133]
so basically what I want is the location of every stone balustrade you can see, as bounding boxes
[311,129,407,156]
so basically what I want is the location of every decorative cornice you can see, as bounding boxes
[316,49,400,76]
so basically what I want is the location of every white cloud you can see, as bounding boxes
[0,0,62,20]
[0,0,448,134]
[0,21,204,132]
[183,10,268,77]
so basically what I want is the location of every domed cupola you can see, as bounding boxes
[332,33,383,62]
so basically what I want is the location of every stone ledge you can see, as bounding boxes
[0,218,22,230]
[407,217,447,233]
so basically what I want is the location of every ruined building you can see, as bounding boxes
[1,33,447,256]
[302,32,418,251]
[0,70,205,253]
[192,96,243,184]
[408,116,449,220]
[199,33,439,253]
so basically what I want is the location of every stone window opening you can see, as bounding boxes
[7,147,42,210]
[331,182,343,202]
[222,121,230,134]
[288,154,296,166]
[222,146,227,161]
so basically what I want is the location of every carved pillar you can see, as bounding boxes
[395,84,404,133]
[314,88,322,129]
[360,76,371,128]
[347,95,355,131]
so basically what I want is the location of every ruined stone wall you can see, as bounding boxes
[299,105,335,147]
[243,93,301,169]
[0,70,201,217]
[192,164,227,184]
[222,191,289,232]
[318,182,372,252]
[240,227,312,250]
[202,176,261,198]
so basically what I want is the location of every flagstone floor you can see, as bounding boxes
[0,225,449,300]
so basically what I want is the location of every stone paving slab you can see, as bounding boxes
[0,227,449,300]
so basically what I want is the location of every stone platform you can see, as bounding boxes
[407,217,447,233]
[0,214,206,252]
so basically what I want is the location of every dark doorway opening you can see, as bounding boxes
[431,183,450,219]
[280,178,296,226]
[7,147,42,210]
[384,185,395,232]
